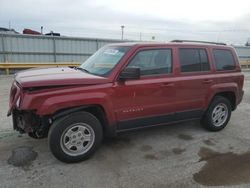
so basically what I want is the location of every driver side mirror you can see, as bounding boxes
[119,67,140,80]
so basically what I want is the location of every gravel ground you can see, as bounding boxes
[0,72,250,188]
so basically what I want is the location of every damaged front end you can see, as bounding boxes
[12,110,50,138]
[8,81,50,138]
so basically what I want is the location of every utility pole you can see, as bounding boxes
[41,26,43,34]
[121,25,125,40]
[139,32,142,41]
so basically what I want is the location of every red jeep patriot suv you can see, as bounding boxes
[8,40,244,163]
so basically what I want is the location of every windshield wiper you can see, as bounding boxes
[75,67,91,73]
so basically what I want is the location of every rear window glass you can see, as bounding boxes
[179,49,210,72]
[213,49,236,71]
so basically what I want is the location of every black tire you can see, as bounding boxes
[202,96,232,131]
[48,111,103,163]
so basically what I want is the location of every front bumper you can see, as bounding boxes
[12,110,40,133]
[12,110,50,138]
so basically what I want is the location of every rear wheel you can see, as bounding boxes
[48,111,103,163]
[202,96,231,131]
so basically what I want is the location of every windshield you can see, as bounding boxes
[80,46,130,76]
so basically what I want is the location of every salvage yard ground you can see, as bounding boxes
[0,72,250,188]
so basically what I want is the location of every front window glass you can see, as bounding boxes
[80,46,130,76]
[127,49,172,76]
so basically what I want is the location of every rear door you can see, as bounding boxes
[174,47,214,119]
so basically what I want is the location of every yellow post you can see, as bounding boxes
[6,68,9,75]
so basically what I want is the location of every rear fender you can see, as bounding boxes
[205,83,238,109]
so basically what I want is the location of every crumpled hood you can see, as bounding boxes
[15,67,110,88]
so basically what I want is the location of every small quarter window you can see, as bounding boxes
[213,49,236,71]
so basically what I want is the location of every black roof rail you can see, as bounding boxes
[171,40,226,46]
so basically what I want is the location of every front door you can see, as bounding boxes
[113,48,177,130]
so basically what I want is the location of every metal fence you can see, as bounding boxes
[234,46,250,61]
[0,34,250,63]
[0,34,124,63]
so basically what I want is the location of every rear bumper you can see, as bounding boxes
[237,90,244,105]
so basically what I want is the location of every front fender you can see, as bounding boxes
[20,85,116,126]
[38,92,107,114]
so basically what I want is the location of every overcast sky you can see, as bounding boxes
[1,0,250,44]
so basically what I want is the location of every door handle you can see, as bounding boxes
[203,79,213,84]
[161,83,174,87]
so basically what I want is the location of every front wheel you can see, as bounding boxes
[202,96,232,131]
[48,111,103,163]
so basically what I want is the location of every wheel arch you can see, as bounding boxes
[209,91,236,111]
[51,105,116,137]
